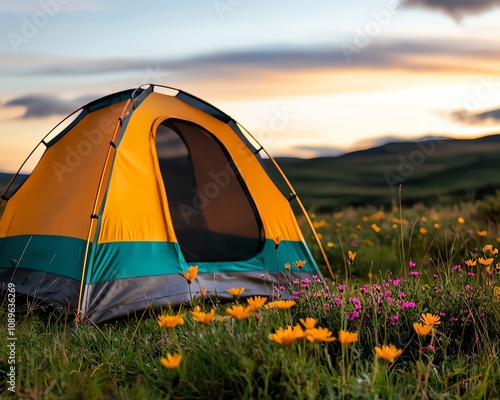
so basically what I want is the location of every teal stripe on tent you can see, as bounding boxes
[0,235,319,284]
[0,234,86,280]
[89,240,186,283]
[88,239,319,283]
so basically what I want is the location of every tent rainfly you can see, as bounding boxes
[0,84,331,323]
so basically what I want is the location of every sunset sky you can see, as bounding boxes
[1,0,500,172]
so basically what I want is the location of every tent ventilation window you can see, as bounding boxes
[155,119,264,262]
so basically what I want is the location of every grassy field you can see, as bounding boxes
[274,134,500,211]
[1,198,500,399]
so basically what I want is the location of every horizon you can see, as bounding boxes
[1,0,500,171]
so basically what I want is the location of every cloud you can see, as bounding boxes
[4,94,100,119]
[402,0,500,20]
[8,37,498,80]
[451,107,500,125]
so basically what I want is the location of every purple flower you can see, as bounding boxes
[465,285,473,291]
[338,285,346,291]
[409,260,416,268]
[453,265,461,271]
[433,274,439,279]
[389,314,399,326]
[393,279,401,286]
[398,291,405,298]
[401,301,416,310]
[467,272,474,277]
[410,271,422,277]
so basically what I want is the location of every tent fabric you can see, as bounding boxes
[0,85,322,323]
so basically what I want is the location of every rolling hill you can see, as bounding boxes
[1,134,500,212]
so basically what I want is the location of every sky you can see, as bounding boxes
[1,0,500,172]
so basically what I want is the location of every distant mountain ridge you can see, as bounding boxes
[2,133,500,211]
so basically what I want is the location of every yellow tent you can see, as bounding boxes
[0,85,328,323]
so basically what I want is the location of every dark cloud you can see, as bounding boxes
[451,108,500,125]
[402,0,500,19]
[15,38,498,80]
[4,94,100,119]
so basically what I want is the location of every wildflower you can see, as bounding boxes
[183,265,198,284]
[420,313,441,326]
[247,295,267,311]
[494,287,500,300]
[228,287,245,297]
[158,314,185,328]
[409,271,422,277]
[338,330,358,345]
[478,257,493,266]
[265,300,296,310]
[477,230,488,237]
[374,344,403,363]
[191,308,216,326]
[273,235,282,249]
[294,260,307,269]
[338,284,346,291]
[299,317,317,330]
[465,284,473,291]
[409,260,416,268]
[306,327,336,343]
[269,325,306,346]
[420,227,427,234]
[457,217,465,224]
[482,244,498,255]
[284,263,291,270]
[464,259,476,267]
[434,223,440,229]
[453,265,461,271]
[327,242,334,248]
[413,322,433,337]
[226,304,252,321]
[160,353,182,369]
[348,250,356,262]
[371,224,381,233]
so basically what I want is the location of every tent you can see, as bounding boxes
[0,84,331,323]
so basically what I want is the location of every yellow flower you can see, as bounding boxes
[158,314,185,328]
[247,295,267,311]
[284,262,291,270]
[374,344,403,363]
[264,300,296,310]
[457,217,465,224]
[338,330,358,345]
[465,259,477,267]
[420,313,441,326]
[273,236,282,248]
[293,260,307,269]
[299,317,317,330]
[478,257,494,266]
[494,287,500,300]
[419,227,427,234]
[191,308,216,326]
[228,287,245,296]
[327,242,334,248]
[477,230,488,237]
[226,304,252,321]
[434,223,440,229]
[421,216,428,222]
[306,327,336,343]
[183,265,198,284]
[413,322,433,337]
[269,325,306,346]
[348,250,356,262]
[371,224,381,233]
[160,353,182,369]
[482,244,498,255]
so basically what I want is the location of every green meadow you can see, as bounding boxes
[1,198,500,399]
[1,135,500,398]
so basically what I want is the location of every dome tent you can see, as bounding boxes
[0,84,330,323]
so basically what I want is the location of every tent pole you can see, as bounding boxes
[238,125,335,281]
[75,99,132,323]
